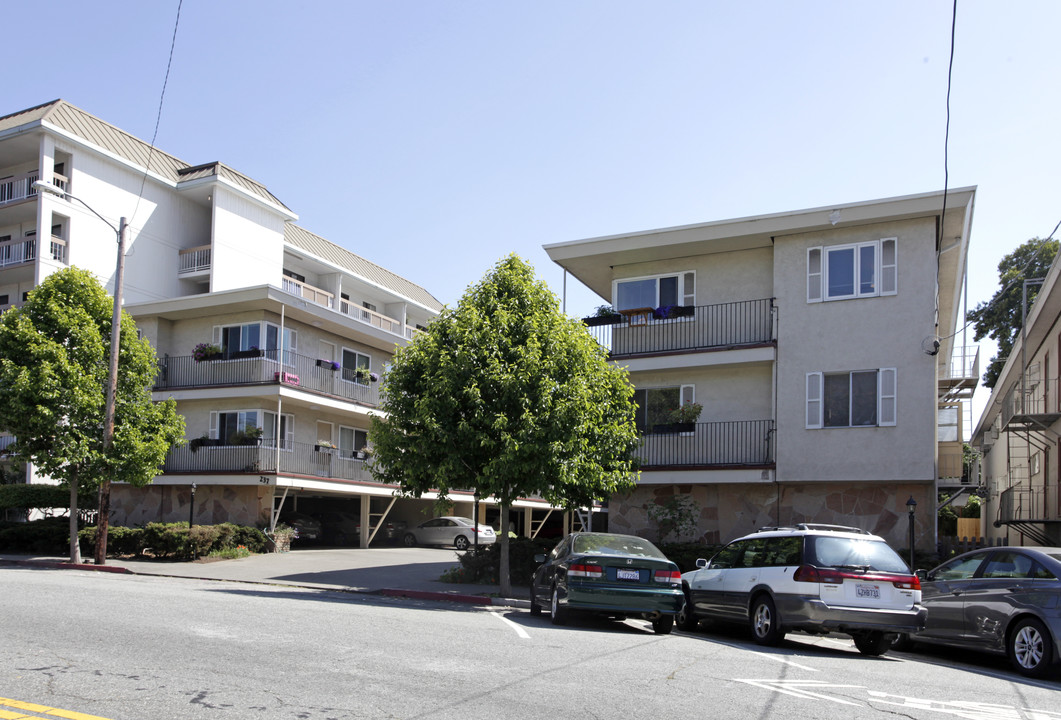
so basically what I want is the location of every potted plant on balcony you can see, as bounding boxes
[653,402,702,434]
[315,440,336,453]
[582,304,624,327]
[228,345,263,360]
[193,343,222,363]
[353,367,379,383]
[229,427,263,446]
[189,433,214,453]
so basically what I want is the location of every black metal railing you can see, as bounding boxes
[155,349,380,406]
[636,419,774,468]
[998,485,1054,523]
[163,440,373,482]
[583,299,774,357]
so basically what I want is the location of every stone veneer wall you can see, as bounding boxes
[609,482,934,550]
[109,484,271,528]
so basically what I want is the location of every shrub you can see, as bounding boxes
[657,541,722,573]
[0,517,73,554]
[229,524,268,553]
[450,536,556,585]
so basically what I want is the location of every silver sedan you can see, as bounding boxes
[403,516,496,550]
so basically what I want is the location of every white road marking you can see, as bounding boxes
[735,679,862,705]
[706,638,820,671]
[490,611,530,639]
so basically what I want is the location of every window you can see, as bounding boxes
[341,347,371,384]
[339,426,369,458]
[938,405,959,442]
[0,295,7,305]
[632,385,694,433]
[807,238,896,302]
[210,410,261,445]
[806,369,896,429]
[215,323,260,357]
[264,324,297,364]
[615,272,695,312]
[263,412,293,449]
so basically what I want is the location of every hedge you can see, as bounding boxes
[76,522,269,560]
[0,484,95,511]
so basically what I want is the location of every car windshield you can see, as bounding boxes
[809,536,909,573]
[572,534,665,558]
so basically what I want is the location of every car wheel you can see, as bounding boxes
[454,535,469,551]
[750,595,784,646]
[1008,617,1054,677]
[652,615,674,635]
[403,533,417,547]
[853,631,891,657]
[889,632,914,652]
[677,589,698,631]
[529,586,542,616]
[550,586,567,626]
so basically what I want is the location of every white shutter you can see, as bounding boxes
[284,414,294,449]
[806,373,823,429]
[212,325,221,346]
[880,238,897,296]
[878,368,897,426]
[681,384,695,406]
[807,248,822,303]
[208,411,218,440]
[682,272,695,307]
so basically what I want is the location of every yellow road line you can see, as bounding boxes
[0,698,113,720]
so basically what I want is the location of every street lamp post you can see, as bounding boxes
[906,495,917,571]
[34,180,126,566]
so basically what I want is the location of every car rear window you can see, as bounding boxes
[809,536,909,573]
[573,534,666,558]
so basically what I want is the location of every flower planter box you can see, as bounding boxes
[583,313,624,327]
[274,371,300,385]
[314,444,336,453]
[316,359,341,370]
[652,423,695,434]
[228,348,263,360]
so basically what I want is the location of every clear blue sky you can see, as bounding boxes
[7,1,1060,422]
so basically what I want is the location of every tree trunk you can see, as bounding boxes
[68,481,81,564]
[499,498,511,597]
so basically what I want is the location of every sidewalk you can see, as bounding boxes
[0,546,530,609]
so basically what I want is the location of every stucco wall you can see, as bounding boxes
[611,246,774,306]
[110,483,270,527]
[210,187,285,293]
[774,218,938,484]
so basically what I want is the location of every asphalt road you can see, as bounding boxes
[2,566,1059,720]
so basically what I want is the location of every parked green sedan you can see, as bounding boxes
[530,532,684,634]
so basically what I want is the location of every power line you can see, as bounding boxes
[131,0,184,222]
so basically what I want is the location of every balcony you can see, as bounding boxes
[178,245,211,274]
[584,299,774,358]
[0,170,67,208]
[155,349,380,406]
[163,440,373,482]
[636,419,775,469]
[939,345,979,400]
[0,236,35,268]
[282,276,335,309]
[1001,377,1061,431]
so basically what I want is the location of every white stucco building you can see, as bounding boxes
[0,99,559,543]
[545,189,979,552]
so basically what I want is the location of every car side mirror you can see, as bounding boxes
[695,558,708,569]
[916,569,929,582]
[534,554,546,564]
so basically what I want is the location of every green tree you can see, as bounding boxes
[967,237,1059,388]
[0,267,185,563]
[370,255,640,596]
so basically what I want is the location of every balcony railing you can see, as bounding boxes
[0,170,67,207]
[282,277,335,309]
[998,485,1056,523]
[163,440,373,482]
[0,236,35,268]
[339,299,405,335]
[584,299,774,357]
[155,349,380,406]
[178,245,211,273]
[636,419,774,469]
[1001,377,1060,429]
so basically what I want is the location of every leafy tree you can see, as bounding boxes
[967,237,1059,388]
[0,267,185,563]
[370,254,640,596]
[646,494,701,543]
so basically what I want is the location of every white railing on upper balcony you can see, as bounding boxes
[0,171,67,207]
[0,236,35,268]
[282,277,335,309]
[48,236,66,264]
[338,299,404,335]
[942,345,980,382]
[178,245,212,273]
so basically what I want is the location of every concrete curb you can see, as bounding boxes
[1,558,131,574]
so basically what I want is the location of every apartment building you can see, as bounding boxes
[545,189,979,551]
[0,99,562,544]
[973,252,1061,547]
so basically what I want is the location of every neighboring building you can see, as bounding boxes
[0,99,557,543]
[972,252,1061,547]
[545,189,979,551]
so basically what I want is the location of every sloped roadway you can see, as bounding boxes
[1,547,1059,719]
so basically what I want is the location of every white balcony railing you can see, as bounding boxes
[339,299,404,335]
[0,170,67,207]
[178,244,212,274]
[0,236,35,268]
[282,277,335,309]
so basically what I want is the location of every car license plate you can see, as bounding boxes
[855,583,880,599]
[616,568,640,581]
